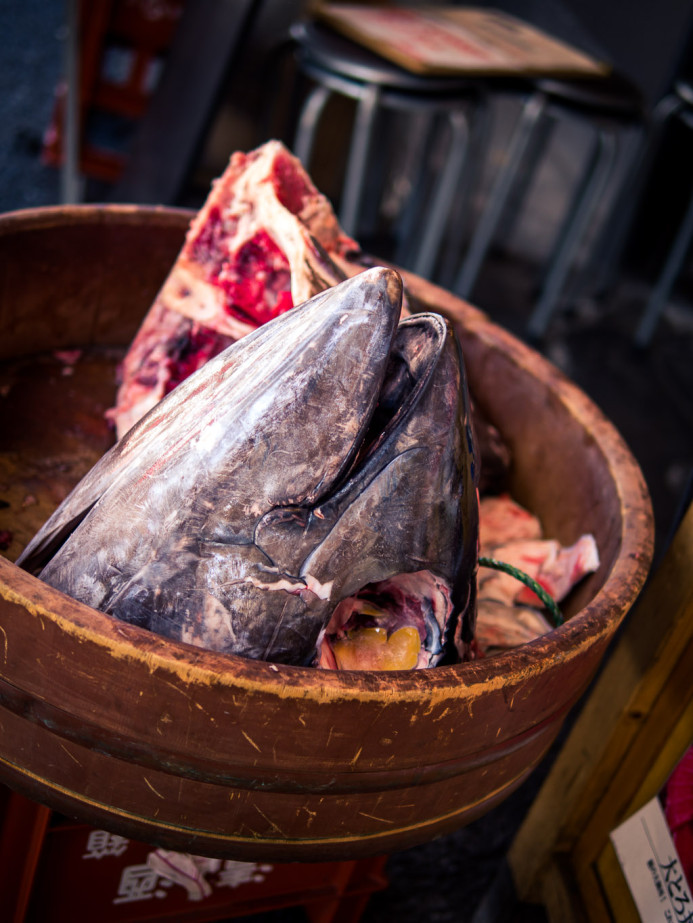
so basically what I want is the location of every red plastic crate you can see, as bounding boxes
[0,789,388,923]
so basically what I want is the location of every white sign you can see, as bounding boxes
[610,797,693,922]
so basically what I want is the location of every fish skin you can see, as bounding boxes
[19,266,478,665]
[260,312,479,648]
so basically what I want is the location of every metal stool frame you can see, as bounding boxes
[453,79,642,339]
[291,21,481,278]
[633,85,693,346]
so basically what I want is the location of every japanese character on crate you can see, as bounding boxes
[82,828,273,905]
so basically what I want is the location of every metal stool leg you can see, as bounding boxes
[635,182,693,346]
[437,93,493,289]
[527,129,618,340]
[588,93,683,296]
[394,110,441,266]
[340,83,381,236]
[413,109,470,279]
[454,91,548,298]
[294,83,332,168]
[495,112,556,251]
[62,0,82,204]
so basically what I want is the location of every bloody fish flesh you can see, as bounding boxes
[19,268,479,667]
[474,493,600,656]
[110,140,359,439]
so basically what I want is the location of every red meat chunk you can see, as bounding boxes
[109,141,359,439]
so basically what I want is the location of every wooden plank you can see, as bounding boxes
[593,842,640,923]
[574,686,693,879]
[113,0,260,205]
[574,698,693,922]
[572,640,693,867]
[507,501,693,901]
[538,856,591,923]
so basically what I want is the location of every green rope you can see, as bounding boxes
[478,555,564,627]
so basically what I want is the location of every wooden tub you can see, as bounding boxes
[0,205,653,861]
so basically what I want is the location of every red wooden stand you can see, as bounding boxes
[43,0,184,183]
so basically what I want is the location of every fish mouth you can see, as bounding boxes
[316,571,455,671]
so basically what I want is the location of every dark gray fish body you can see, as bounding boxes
[19,267,478,665]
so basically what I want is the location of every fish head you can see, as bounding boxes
[20,267,478,667]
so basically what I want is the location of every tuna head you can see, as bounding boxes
[19,267,478,666]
